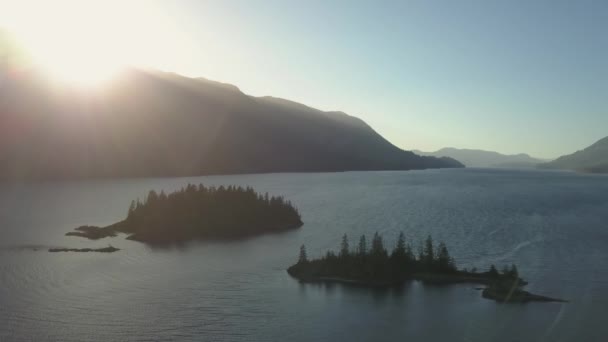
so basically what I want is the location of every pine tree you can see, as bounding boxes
[371,232,387,258]
[405,243,415,263]
[392,232,406,259]
[127,200,136,219]
[340,234,350,258]
[147,190,159,204]
[417,243,425,263]
[298,244,308,264]
[488,264,499,277]
[424,235,435,269]
[357,235,367,256]
[436,242,454,271]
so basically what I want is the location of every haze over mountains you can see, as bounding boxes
[413,148,547,168]
[540,136,608,173]
[0,68,462,180]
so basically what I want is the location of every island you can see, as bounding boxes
[66,225,117,240]
[49,246,120,253]
[66,184,303,244]
[288,233,566,303]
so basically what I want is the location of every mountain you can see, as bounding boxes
[0,68,462,180]
[413,148,547,168]
[539,136,608,173]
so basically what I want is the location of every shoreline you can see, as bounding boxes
[48,246,120,253]
[287,270,565,303]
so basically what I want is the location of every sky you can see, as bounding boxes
[2,0,608,158]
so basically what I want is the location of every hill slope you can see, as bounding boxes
[540,136,608,173]
[0,69,462,180]
[413,148,546,168]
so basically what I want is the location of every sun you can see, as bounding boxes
[0,0,184,88]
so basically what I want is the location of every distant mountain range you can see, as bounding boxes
[413,148,548,168]
[539,136,608,173]
[0,68,462,180]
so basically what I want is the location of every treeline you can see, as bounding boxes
[118,183,302,243]
[291,233,519,283]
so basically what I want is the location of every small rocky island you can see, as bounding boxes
[288,233,566,303]
[66,184,303,244]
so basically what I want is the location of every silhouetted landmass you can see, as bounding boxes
[0,69,462,181]
[481,286,566,303]
[288,233,565,303]
[540,136,608,173]
[67,184,303,244]
[49,246,119,253]
[65,226,117,239]
[414,148,547,168]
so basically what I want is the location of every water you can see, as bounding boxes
[1,169,607,341]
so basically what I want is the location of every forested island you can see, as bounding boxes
[288,233,565,303]
[66,184,303,244]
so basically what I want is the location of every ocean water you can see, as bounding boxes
[1,169,607,341]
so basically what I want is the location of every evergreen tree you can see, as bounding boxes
[340,234,350,258]
[299,244,308,264]
[371,232,387,258]
[325,250,336,260]
[405,243,415,262]
[424,235,435,268]
[357,235,368,256]
[392,232,406,258]
[417,242,425,263]
[147,190,159,204]
[436,242,455,272]
[127,200,136,219]
[488,264,499,277]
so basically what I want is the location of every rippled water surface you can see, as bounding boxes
[1,169,607,341]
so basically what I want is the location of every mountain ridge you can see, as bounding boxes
[0,68,462,180]
[413,147,547,168]
[539,136,608,173]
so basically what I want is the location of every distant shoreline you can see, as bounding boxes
[48,246,120,253]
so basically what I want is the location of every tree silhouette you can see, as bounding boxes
[127,200,136,219]
[340,234,350,258]
[423,235,435,269]
[299,244,308,264]
[488,264,499,278]
[357,235,367,257]
[288,233,521,286]
[393,232,406,258]
[436,242,455,272]
[371,232,387,258]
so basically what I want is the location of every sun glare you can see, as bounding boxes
[1,0,187,87]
